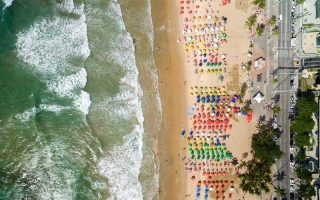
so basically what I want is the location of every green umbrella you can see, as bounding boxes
[226,152,232,159]
[222,149,227,156]
[191,155,195,159]
[206,62,210,66]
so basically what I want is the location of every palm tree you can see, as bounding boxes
[252,0,266,9]
[274,185,287,198]
[245,14,257,30]
[256,24,265,36]
[272,105,281,114]
[272,27,280,36]
[296,0,305,4]
[268,15,277,26]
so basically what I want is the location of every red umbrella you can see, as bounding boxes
[188,10,192,14]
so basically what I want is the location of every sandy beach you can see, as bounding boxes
[152,0,271,199]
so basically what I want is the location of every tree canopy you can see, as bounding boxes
[252,0,266,8]
[268,15,277,26]
[299,183,316,199]
[251,126,282,163]
[256,24,265,36]
[239,123,282,195]
[296,166,313,182]
[239,159,272,195]
[294,132,313,147]
[291,115,315,134]
[245,15,257,30]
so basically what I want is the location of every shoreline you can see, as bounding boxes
[151,0,188,199]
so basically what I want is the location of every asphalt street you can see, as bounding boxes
[275,0,294,199]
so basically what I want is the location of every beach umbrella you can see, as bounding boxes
[181,130,186,136]
[226,152,232,159]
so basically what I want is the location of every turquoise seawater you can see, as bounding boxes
[0,0,159,199]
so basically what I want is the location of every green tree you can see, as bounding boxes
[256,24,265,36]
[296,98,318,117]
[273,185,286,198]
[295,132,313,147]
[296,166,313,182]
[245,14,257,30]
[296,147,307,161]
[296,0,305,4]
[291,115,315,134]
[252,0,266,8]
[272,105,281,114]
[272,27,280,36]
[251,124,283,163]
[299,183,316,199]
[272,78,278,84]
[239,159,272,195]
[240,83,248,97]
[268,15,277,26]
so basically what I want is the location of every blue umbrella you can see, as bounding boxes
[181,130,186,136]
[189,131,193,136]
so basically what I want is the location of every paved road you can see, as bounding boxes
[275,0,293,199]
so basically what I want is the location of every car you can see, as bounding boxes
[290,185,295,192]
[290,153,294,162]
[279,15,282,21]
[290,147,296,153]
[290,178,295,185]
[290,96,294,102]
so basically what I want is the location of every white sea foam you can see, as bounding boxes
[90,1,145,199]
[14,107,36,122]
[16,2,91,115]
[38,104,70,113]
[98,130,143,200]
[16,7,90,76]
[73,91,91,115]
[47,68,87,97]
[2,0,14,8]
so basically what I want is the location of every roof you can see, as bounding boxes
[316,0,320,18]
[253,92,264,104]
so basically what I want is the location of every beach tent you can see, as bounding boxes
[253,91,264,104]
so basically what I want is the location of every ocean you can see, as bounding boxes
[0,0,160,199]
